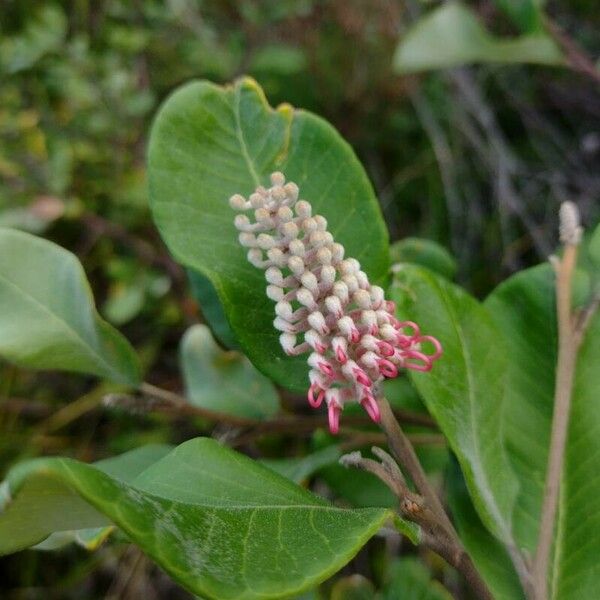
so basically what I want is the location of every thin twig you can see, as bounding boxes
[117,382,437,433]
[340,448,493,600]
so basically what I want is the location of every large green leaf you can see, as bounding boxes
[31,444,173,551]
[390,237,457,280]
[394,3,564,74]
[148,77,389,392]
[485,265,600,598]
[180,323,279,418]
[390,265,518,546]
[0,228,140,385]
[447,463,525,600]
[0,438,390,600]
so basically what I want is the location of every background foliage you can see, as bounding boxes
[1,1,599,598]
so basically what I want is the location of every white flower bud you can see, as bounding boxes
[317,247,332,265]
[265,267,283,285]
[229,194,248,210]
[288,255,305,276]
[325,295,343,317]
[234,214,250,230]
[279,333,297,354]
[370,286,385,307]
[333,281,349,304]
[239,232,257,247]
[339,259,358,275]
[296,287,317,309]
[305,329,326,352]
[267,284,284,302]
[314,215,327,231]
[281,221,299,239]
[356,271,369,289]
[275,301,293,320]
[302,217,318,233]
[289,239,305,257]
[284,182,299,201]
[295,200,312,218]
[320,265,336,287]
[343,274,359,293]
[270,171,285,186]
[249,192,265,208]
[247,248,264,267]
[277,206,294,222]
[267,247,286,266]
[273,316,295,333]
[331,243,345,263]
[301,271,319,294]
[353,289,372,309]
[308,311,328,334]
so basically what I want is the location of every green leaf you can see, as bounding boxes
[588,222,600,268]
[188,268,239,349]
[485,265,600,598]
[447,463,525,600]
[180,324,279,419]
[148,77,389,392]
[394,3,564,74]
[382,557,453,600]
[0,228,140,385]
[0,438,390,600]
[261,445,342,483]
[492,0,544,33]
[390,265,518,546]
[31,444,172,552]
[390,237,457,280]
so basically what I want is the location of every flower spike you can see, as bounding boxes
[230,172,442,434]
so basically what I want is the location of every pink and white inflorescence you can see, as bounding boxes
[230,172,442,434]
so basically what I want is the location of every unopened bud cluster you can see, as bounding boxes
[230,172,442,434]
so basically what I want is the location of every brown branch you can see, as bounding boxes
[543,16,600,85]
[340,448,493,600]
[102,382,437,436]
[377,395,456,537]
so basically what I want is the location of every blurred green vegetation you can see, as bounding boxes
[0,1,598,598]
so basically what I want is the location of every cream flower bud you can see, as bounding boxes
[320,265,336,287]
[267,284,284,302]
[295,200,312,218]
[288,255,305,276]
[314,215,327,231]
[289,239,305,257]
[265,267,283,285]
[308,311,329,335]
[279,333,297,355]
[234,214,251,230]
[301,271,319,294]
[325,295,343,317]
[296,287,318,309]
[277,206,294,222]
[284,182,299,201]
[353,289,372,309]
[275,301,293,320]
[302,217,318,233]
[249,192,265,208]
[317,247,332,265]
[239,232,257,247]
[332,281,349,304]
[281,221,299,239]
[267,247,286,267]
[331,243,345,263]
[247,248,264,267]
[270,171,285,186]
[229,194,248,210]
